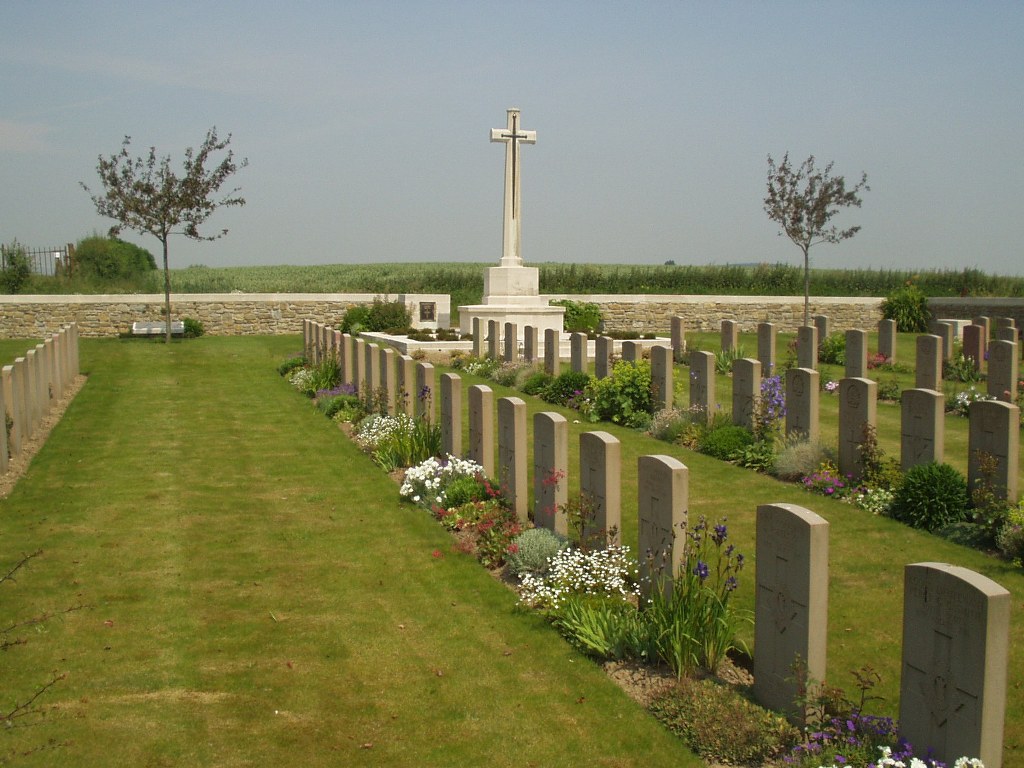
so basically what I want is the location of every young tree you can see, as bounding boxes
[764,153,869,327]
[81,128,247,342]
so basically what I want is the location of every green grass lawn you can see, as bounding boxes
[1,336,701,767]
[441,334,1024,764]
[4,333,1024,765]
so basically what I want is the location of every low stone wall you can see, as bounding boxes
[926,297,1024,328]
[548,294,886,334]
[6,292,1022,339]
[0,293,450,338]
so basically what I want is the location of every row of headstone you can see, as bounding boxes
[753,503,1009,766]
[451,380,1009,766]
[465,319,679,414]
[303,320,438,423]
[1,324,81,476]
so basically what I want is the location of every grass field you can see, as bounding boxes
[18,260,1024,302]
[2,334,1023,765]
[1,336,701,767]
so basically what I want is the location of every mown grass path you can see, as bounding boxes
[1,336,700,767]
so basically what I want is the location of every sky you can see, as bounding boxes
[2,1,1023,275]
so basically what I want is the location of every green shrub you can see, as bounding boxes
[735,439,776,473]
[944,349,982,383]
[696,423,754,461]
[714,345,745,374]
[0,240,32,294]
[442,473,491,509]
[649,678,799,765]
[541,370,593,407]
[585,360,652,428]
[817,332,846,365]
[549,595,652,661]
[366,296,411,332]
[520,370,553,396]
[340,304,371,334]
[507,528,568,578]
[550,299,602,333]
[997,503,1024,564]
[182,317,205,338]
[889,462,969,531]
[277,356,306,376]
[316,394,360,419]
[74,235,156,280]
[881,284,931,332]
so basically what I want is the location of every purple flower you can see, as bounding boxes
[694,561,709,581]
[712,523,728,544]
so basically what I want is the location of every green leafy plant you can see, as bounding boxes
[735,439,776,473]
[649,678,799,764]
[996,502,1024,565]
[970,450,1015,543]
[277,356,306,376]
[367,296,412,332]
[696,423,754,461]
[817,332,846,365]
[339,304,371,334]
[73,234,156,280]
[889,462,969,531]
[182,317,205,338]
[881,284,931,332]
[944,348,982,383]
[0,240,33,294]
[519,370,553,396]
[371,417,442,472]
[585,360,653,428]
[644,517,750,676]
[713,345,746,374]
[541,370,593,407]
[550,299,602,333]
[549,595,652,661]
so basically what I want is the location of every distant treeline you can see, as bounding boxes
[15,261,1024,300]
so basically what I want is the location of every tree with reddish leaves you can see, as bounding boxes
[764,153,868,327]
[82,128,247,342]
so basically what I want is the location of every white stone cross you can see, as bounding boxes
[490,108,536,267]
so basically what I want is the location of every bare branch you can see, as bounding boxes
[0,549,42,587]
[0,672,67,726]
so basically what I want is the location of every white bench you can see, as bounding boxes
[132,321,185,336]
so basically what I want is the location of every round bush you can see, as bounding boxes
[697,424,755,461]
[507,527,569,578]
[889,462,969,531]
[442,473,490,508]
[881,285,931,332]
[541,370,592,406]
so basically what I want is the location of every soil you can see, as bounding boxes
[0,374,87,499]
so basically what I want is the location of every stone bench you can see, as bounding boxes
[131,321,185,337]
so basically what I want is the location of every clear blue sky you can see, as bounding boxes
[3,1,1023,274]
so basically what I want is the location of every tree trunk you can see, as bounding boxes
[802,246,810,328]
[162,238,172,344]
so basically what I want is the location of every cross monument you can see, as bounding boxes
[457,108,564,341]
[491,108,536,267]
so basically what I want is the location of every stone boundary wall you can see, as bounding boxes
[5,293,1023,339]
[0,293,449,338]
[927,297,1024,328]
[547,294,887,334]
